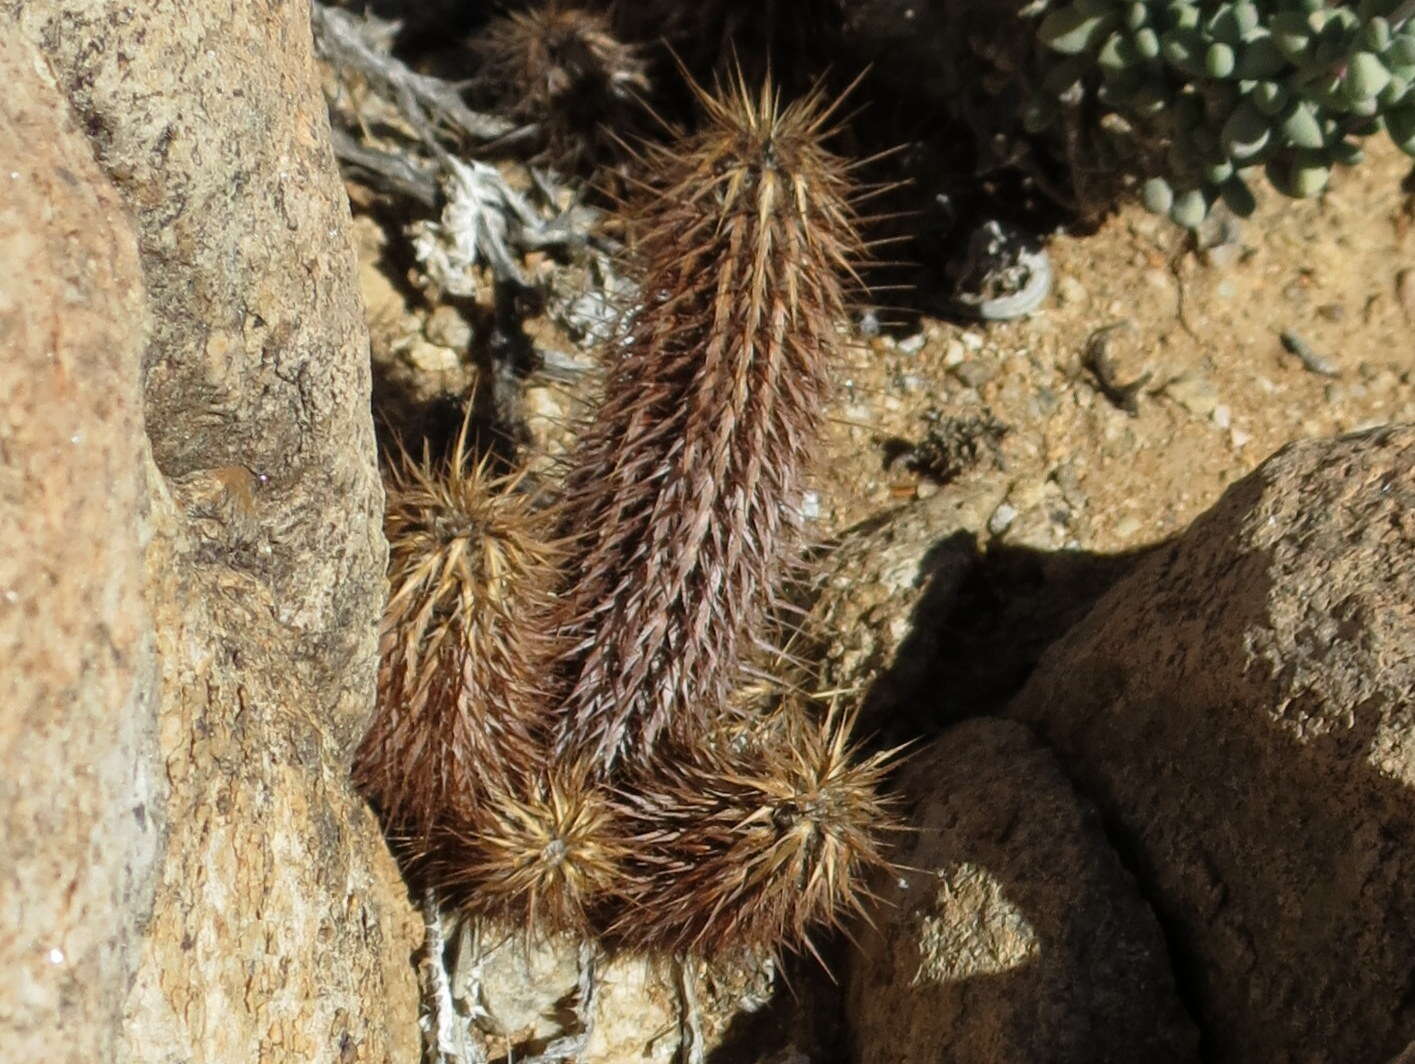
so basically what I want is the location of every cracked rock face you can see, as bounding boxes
[1009,425,1415,1063]
[3,6,420,1062]
[847,718,1197,1064]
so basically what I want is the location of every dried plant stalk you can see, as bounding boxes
[551,74,864,773]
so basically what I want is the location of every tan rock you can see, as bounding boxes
[847,719,1197,1063]
[404,337,462,375]
[437,919,778,1064]
[806,480,1005,732]
[1009,425,1415,1063]
[805,475,1128,736]
[454,928,680,1063]
[0,32,159,1063]
[424,306,473,352]
[3,5,421,1062]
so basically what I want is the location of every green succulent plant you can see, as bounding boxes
[1032,0,1415,226]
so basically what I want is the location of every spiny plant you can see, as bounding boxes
[1032,0,1415,227]
[606,700,899,959]
[430,765,626,933]
[358,74,899,965]
[469,2,650,170]
[356,422,627,936]
[549,71,867,775]
[352,421,557,846]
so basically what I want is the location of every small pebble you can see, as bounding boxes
[1194,209,1241,254]
[988,502,1018,535]
[424,306,472,350]
[1212,404,1231,429]
[953,360,998,389]
[1164,374,1220,418]
[1112,515,1142,540]
[898,332,926,355]
[405,338,460,374]
[899,374,923,393]
[1128,214,1163,243]
[1143,268,1174,295]
[1050,462,1081,497]
[1009,479,1046,510]
[942,340,966,367]
[961,330,984,352]
[1201,242,1244,270]
[1055,275,1089,307]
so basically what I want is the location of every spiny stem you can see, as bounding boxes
[550,73,865,774]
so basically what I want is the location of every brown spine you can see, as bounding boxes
[470,4,649,171]
[353,424,557,844]
[429,763,625,935]
[552,75,863,773]
[607,700,899,958]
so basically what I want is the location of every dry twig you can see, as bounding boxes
[311,2,512,145]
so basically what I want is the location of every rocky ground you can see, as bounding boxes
[7,3,1412,1061]
[353,128,1415,673]
[349,115,1415,739]
[347,99,1415,1061]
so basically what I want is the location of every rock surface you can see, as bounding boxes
[445,920,778,1064]
[0,31,161,1063]
[847,718,1197,1063]
[1009,425,1415,1063]
[808,481,1004,734]
[455,928,680,1063]
[806,473,1136,740]
[3,5,421,1062]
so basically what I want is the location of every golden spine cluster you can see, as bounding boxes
[608,703,895,957]
[469,4,649,172]
[357,66,896,961]
[353,425,553,843]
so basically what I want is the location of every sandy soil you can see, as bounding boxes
[354,136,1414,579]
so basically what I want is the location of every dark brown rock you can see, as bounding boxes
[1009,425,1415,1063]
[847,718,1198,1064]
